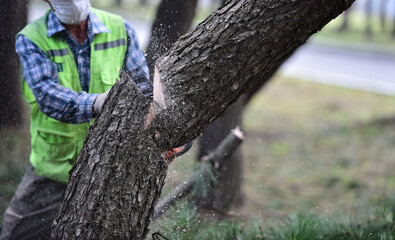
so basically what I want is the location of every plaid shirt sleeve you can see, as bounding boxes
[15,35,98,124]
[123,20,153,99]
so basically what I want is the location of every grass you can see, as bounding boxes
[3,76,395,237]
[241,76,395,219]
[151,197,395,239]
[154,75,395,238]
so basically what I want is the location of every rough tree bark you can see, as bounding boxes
[146,0,198,75]
[145,0,246,214]
[51,0,355,239]
[146,0,248,214]
[0,0,28,127]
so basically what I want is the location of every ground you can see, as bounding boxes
[152,76,395,239]
[162,76,395,223]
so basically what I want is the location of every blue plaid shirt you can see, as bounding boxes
[16,10,152,124]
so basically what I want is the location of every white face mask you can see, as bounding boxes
[49,0,91,25]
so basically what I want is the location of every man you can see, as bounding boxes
[0,0,152,239]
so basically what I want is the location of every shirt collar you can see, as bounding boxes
[47,10,111,38]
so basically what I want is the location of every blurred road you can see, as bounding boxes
[280,43,395,96]
[29,4,395,96]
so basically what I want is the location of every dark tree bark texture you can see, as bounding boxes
[146,0,198,76]
[114,0,122,7]
[0,0,28,127]
[197,98,245,213]
[51,0,355,239]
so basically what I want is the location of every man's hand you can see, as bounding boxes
[162,141,193,164]
[162,147,182,160]
[93,88,111,116]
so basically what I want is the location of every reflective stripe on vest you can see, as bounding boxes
[18,8,127,183]
[94,38,126,50]
[47,48,69,57]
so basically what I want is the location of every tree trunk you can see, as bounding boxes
[196,63,278,215]
[146,0,198,76]
[364,0,373,39]
[392,3,395,39]
[51,0,355,238]
[379,0,387,32]
[0,0,27,128]
[197,98,245,214]
[114,0,122,7]
[337,10,350,32]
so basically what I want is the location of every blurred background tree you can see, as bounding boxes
[0,0,28,128]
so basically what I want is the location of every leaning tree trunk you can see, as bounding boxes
[393,3,395,39]
[114,0,122,7]
[51,0,355,239]
[195,0,244,215]
[146,0,198,75]
[0,0,27,128]
[379,0,387,32]
[364,0,373,39]
[337,10,350,32]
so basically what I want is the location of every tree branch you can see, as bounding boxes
[153,127,244,219]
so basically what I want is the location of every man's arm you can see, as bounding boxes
[16,35,98,124]
[123,20,153,99]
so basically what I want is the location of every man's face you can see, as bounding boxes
[42,0,91,25]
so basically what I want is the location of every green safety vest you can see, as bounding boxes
[18,8,127,184]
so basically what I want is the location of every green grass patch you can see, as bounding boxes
[3,76,395,237]
[155,76,395,238]
[151,195,395,239]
